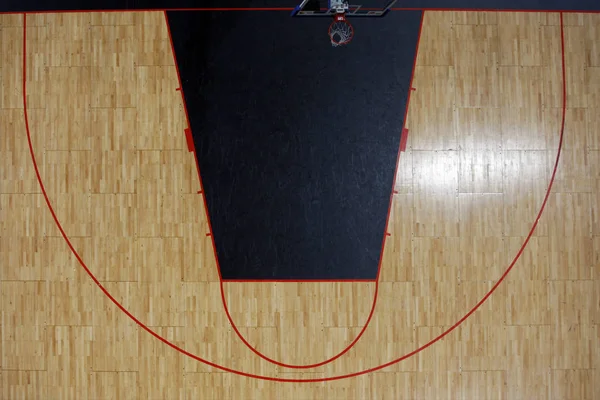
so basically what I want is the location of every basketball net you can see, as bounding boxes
[328,13,354,47]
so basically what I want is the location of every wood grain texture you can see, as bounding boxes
[1,10,599,399]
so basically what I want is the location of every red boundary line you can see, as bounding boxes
[2,7,600,14]
[166,38,202,192]
[184,127,194,152]
[399,128,409,152]
[163,10,424,369]
[23,11,568,381]
[391,7,600,12]
[221,279,376,283]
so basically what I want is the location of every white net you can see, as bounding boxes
[328,18,353,47]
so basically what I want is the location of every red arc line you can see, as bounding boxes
[23,11,567,382]
[161,11,425,369]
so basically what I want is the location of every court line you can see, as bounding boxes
[220,279,375,282]
[2,7,600,14]
[163,10,423,368]
[215,13,422,367]
[163,10,378,286]
[23,11,568,381]
[391,7,600,12]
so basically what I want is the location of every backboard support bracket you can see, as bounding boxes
[291,0,397,17]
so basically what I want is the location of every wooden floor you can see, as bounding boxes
[1,10,599,399]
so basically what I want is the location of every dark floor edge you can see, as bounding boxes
[3,8,600,13]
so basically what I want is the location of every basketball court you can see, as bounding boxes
[0,1,599,399]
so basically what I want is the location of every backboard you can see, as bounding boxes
[291,0,397,46]
[291,0,397,18]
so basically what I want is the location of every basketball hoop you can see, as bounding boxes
[328,13,354,47]
[292,0,397,47]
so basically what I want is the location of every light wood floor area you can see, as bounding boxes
[1,10,599,399]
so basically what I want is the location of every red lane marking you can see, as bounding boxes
[399,128,409,152]
[164,11,222,283]
[224,280,376,283]
[184,128,194,152]
[162,9,411,369]
[1,7,599,15]
[211,12,426,369]
[391,7,600,13]
[1,8,295,14]
[164,12,203,193]
[25,10,569,382]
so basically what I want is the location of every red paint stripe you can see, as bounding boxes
[184,128,194,152]
[399,128,409,152]
[164,12,203,194]
[372,19,423,290]
[1,7,600,14]
[222,279,376,283]
[164,11,221,285]
[0,8,295,14]
[24,10,569,382]
[391,7,600,12]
